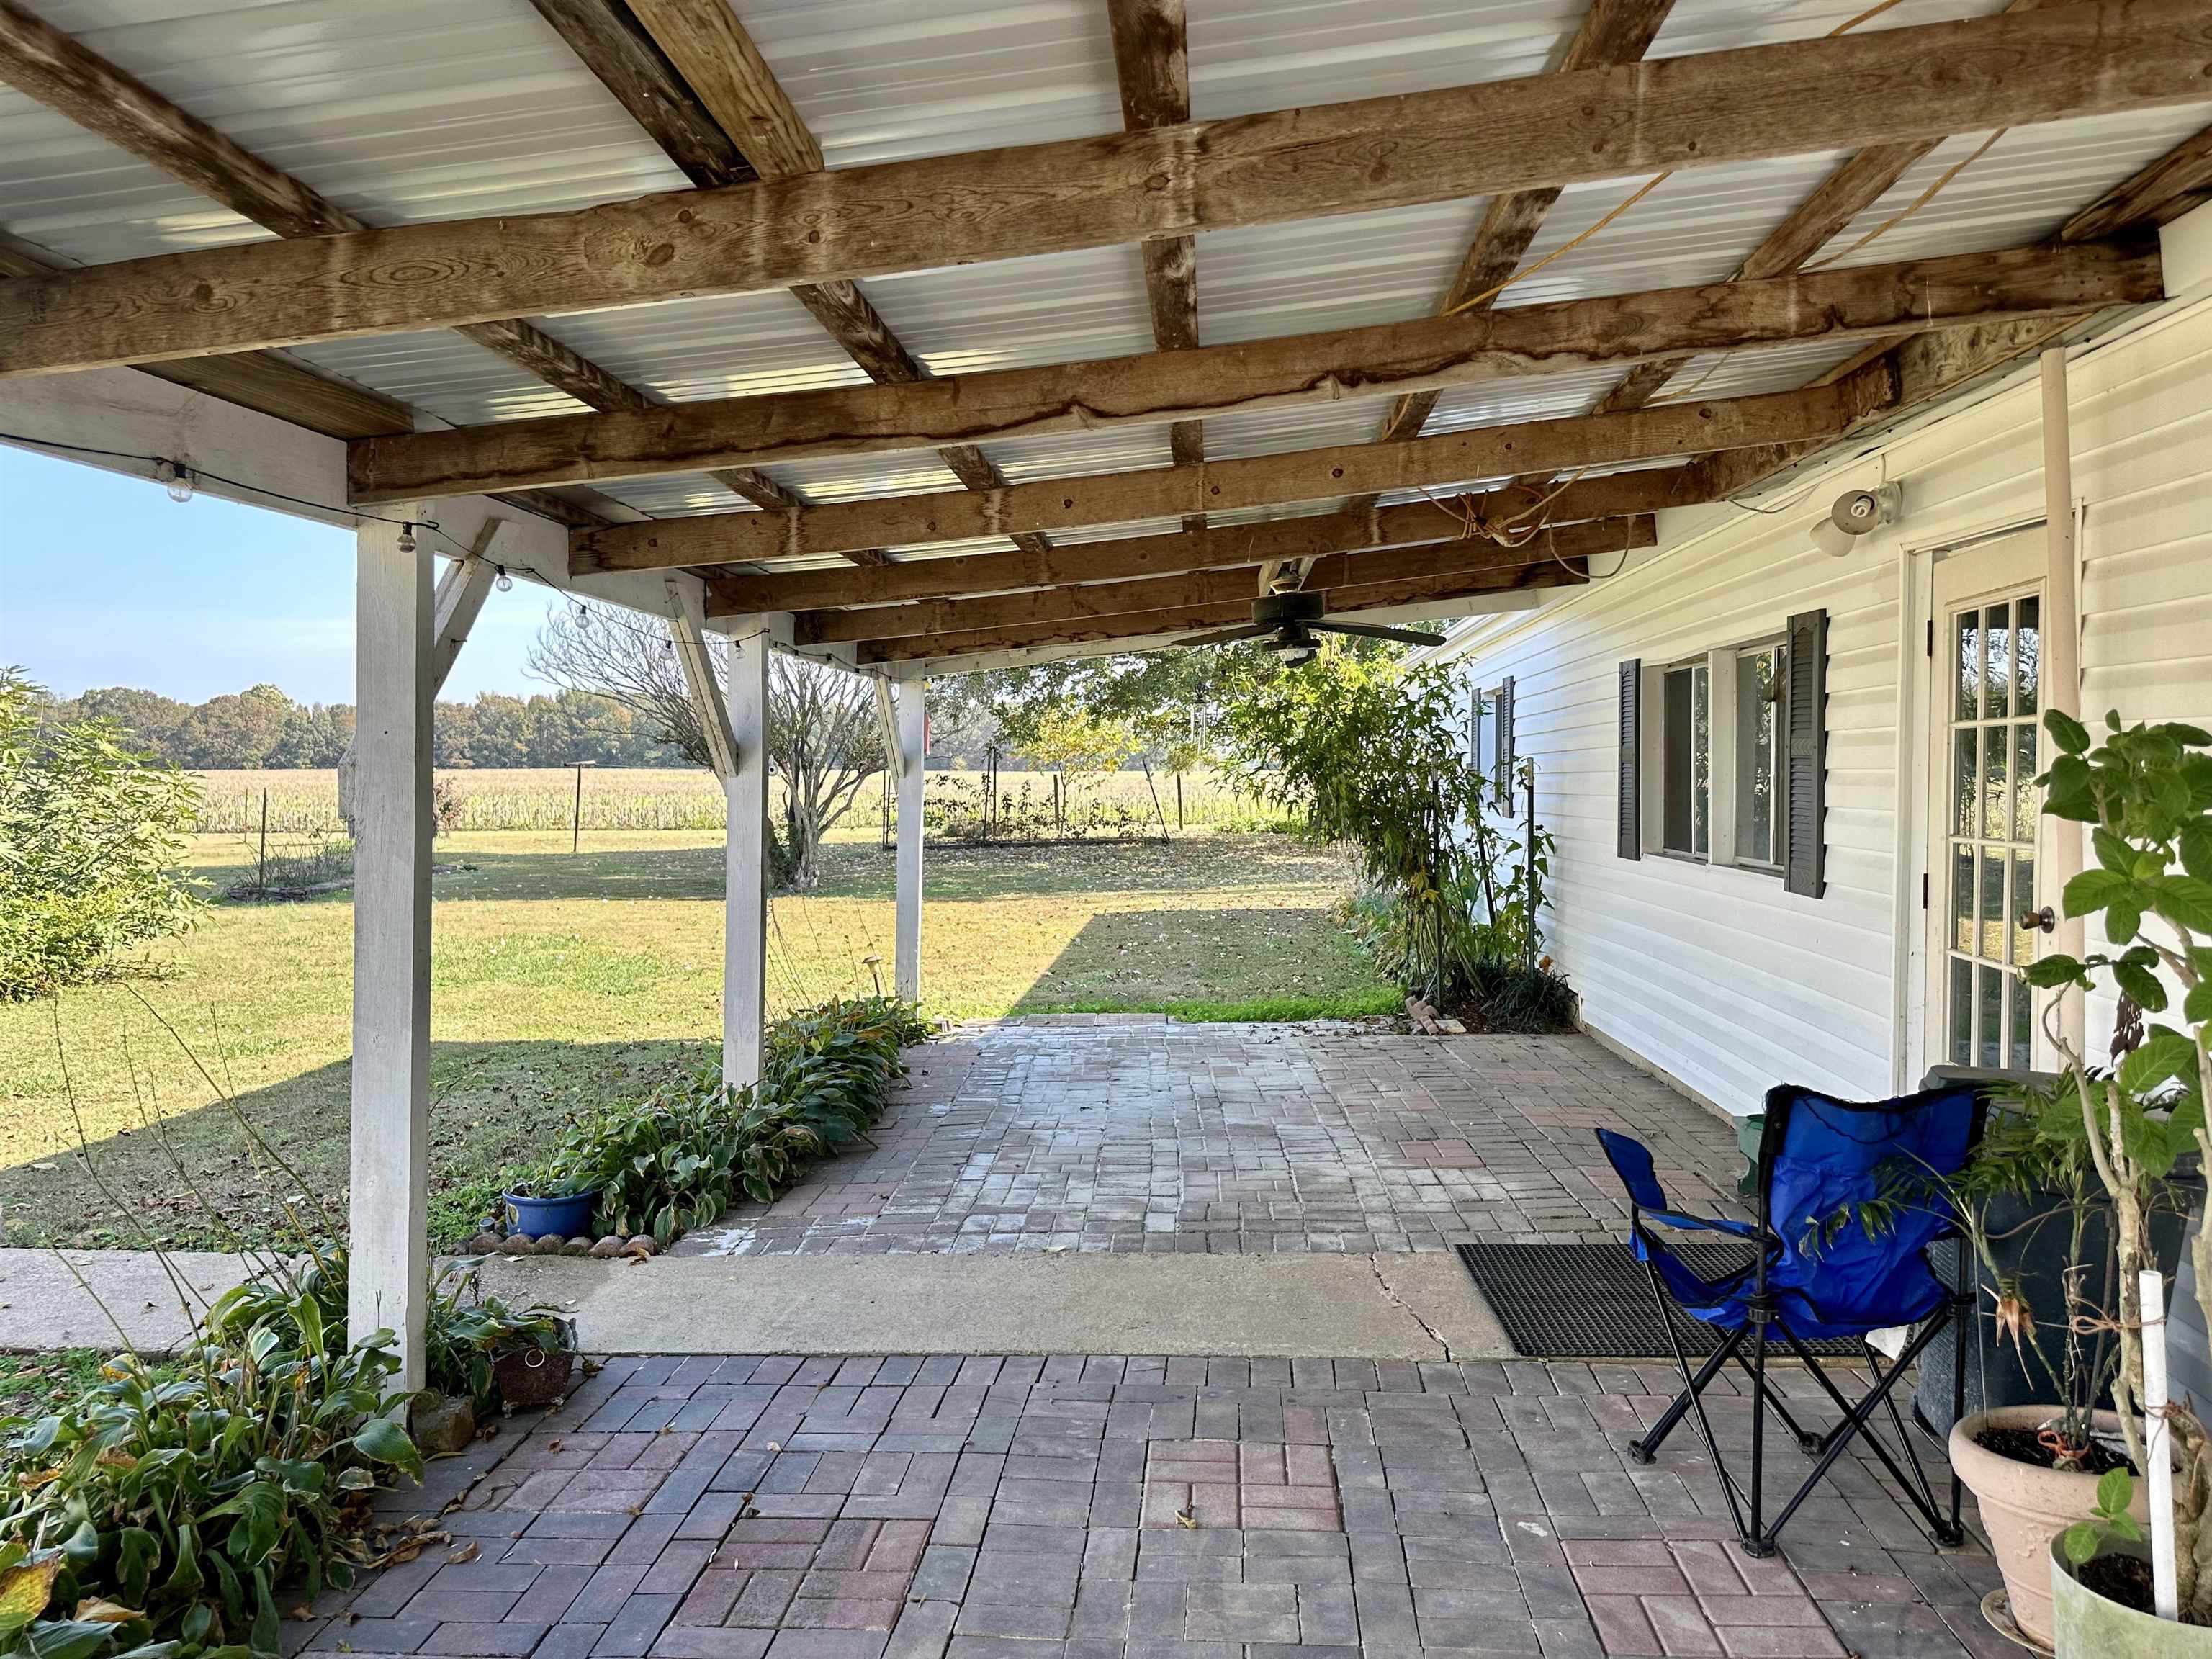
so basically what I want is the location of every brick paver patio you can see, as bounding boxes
[320,1350,2005,1659]
[678,1022,1743,1259]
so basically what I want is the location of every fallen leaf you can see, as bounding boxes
[73,1599,142,1624]
[446,1542,480,1565]
[1174,1509,1196,1529]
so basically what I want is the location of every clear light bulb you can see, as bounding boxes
[156,459,194,503]
[397,523,417,554]
[494,565,514,593]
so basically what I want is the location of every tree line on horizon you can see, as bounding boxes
[39,683,688,770]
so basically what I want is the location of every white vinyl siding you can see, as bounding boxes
[1437,208,2212,1116]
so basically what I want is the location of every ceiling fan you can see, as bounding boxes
[1177,588,1445,664]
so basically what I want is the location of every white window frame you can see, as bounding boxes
[1725,637,1789,876]
[1640,637,1789,872]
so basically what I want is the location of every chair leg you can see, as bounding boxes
[1636,1264,1753,1544]
[1745,1308,1773,1557]
[1722,1346,1822,1455]
[1948,1254,1970,1542]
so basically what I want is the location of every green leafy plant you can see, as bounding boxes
[0,668,203,999]
[2019,707,2212,1621]
[1218,647,1569,1024]
[2063,1466,2146,1567]
[0,1274,421,1658]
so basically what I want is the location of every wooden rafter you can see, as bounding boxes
[1107,0,1203,529]
[2063,121,2212,242]
[0,0,658,425]
[794,517,1655,645]
[3,1,2200,376]
[522,0,759,188]
[703,472,1689,616]
[855,562,1584,665]
[346,239,2157,503]
[576,372,1894,572]
[597,0,1050,562]
[1372,0,1678,451]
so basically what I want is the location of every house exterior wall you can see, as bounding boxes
[1437,204,2212,1120]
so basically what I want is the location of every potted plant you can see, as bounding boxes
[426,1259,576,1411]
[2015,708,2212,1647]
[500,1167,601,1241]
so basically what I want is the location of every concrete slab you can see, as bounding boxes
[477,1249,1513,1359]
[0,1249,264,1352]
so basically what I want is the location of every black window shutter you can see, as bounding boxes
[1495,677,1516,791]
[1617,660,1640,861]
[1784,609,1829,897]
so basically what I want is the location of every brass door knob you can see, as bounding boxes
[2018,905,2056,934]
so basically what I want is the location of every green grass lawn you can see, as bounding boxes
[0,830,1390,1251]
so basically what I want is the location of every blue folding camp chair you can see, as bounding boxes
[1595,1079,1988,1557]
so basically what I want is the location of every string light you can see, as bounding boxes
[397,522,416,554]
[494,565,514,593]
[154,458,194,503]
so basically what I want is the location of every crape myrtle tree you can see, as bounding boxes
[529,606,882,891]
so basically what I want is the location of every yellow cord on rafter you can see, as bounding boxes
[1804,129,2008,271]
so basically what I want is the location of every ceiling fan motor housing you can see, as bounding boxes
[1254,589,1326,629]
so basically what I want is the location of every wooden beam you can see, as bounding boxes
[7,0,2202,376]
[1107,0,1204,524]
[349,238,2152,503]
[796,516,1655,644]
[1375,0,1678,446]
[2063,122,2212,242]
[856,561,1583,665]
[579,374,1893,571]
[522,0,757,188]
[706,472,1678,615]
[611,0,1047,559]
[0,0,655,421]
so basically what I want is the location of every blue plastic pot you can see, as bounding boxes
[503,1187,600,1240]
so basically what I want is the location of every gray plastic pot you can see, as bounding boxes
[2049,1536,2212,1657]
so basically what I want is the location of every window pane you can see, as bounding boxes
[2013,721,2038,841]
[1985,602,2012,720]
[1977,963,2002,1068]
[1735,648,1778,863]
[1981,848,2008,961]
[1984,716,2010,840]
[1950,956,1974,1065]
[1956,611,1980,721]
[2008,971,2033,1070]
[2013,850,2037,964]
[1691,664,1710,858]
[1953,728,1977,837]
[2015,595,2040,716]
[1952,846,1974,953]
[1663,668,1693,853]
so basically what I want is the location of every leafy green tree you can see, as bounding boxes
[179,683,291,767]
[53,685,194,762]
[0,667,203,999]
[946,644,1287,770]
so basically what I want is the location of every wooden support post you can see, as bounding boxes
[349,516,433,1388]
[2041,347,2085,1058]
[724,626,771,1089]
[894,681,925,1002]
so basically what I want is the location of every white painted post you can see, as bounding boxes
[724,630,771,1089]
[2143,1269,2179,1620]
[349,517,433,1389]
[894,680,926,1002]
[2041,348,2086,1060]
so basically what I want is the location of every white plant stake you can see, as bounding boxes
[2141,1267,2178,1621]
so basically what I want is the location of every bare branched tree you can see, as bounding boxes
[529,606,884,891]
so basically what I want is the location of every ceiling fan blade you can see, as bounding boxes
[1179,624,1272,648]
[1315,620,1447,647]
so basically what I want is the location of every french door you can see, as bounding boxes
[1925,534,2046,1071]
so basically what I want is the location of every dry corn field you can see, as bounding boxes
[191,767,1286,836]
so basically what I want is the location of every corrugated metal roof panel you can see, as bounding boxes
[529,290,873,406]
[858,244,1155,377]
[592,473,757,519]
[287,328,588,428]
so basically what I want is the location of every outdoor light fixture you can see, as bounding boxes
[397,523,416,554]
[1809,481,1903,557]
[495,565,514,592]
[154,459,194,503]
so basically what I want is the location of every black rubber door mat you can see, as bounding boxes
[1455,1241,1858,1360]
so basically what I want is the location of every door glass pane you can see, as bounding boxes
[1984,721,2010,840]
[1956,612,1980,721]
[2008,972,2033,1069]
[1953,847,1975,953]
[2015,596,2040,715]
[1735,647,1778,864]
[1977,963,2002,1068]
[1981,850,2008,961]
[2013,722,2038,840]
[1691,664,1710,858]
[1984,603,2012,720]
[2012,850,2036,964]
[1953,728,1977,837]
[1950,957,1974,1064]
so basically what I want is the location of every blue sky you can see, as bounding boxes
[0,445,552,704]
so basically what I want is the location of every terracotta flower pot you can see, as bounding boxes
[1948,1406,2148,1649]
[2050,1536,2212,1657]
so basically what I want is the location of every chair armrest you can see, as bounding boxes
[1640,1208,1763,1242]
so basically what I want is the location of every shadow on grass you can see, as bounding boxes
[1010,905,1397,1022]
[0,1038,707,1253]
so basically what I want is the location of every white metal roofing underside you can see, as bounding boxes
[2,0,2206,582]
